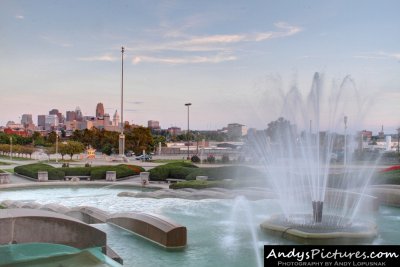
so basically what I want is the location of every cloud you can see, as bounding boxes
[132,53,237,65]
[127,101,144,105]
[128,22,301,65]
[78,55,118,62]
[86,22,302,65]
[15,15,24,20]
[41,35,73,47]
[354,51,400,62]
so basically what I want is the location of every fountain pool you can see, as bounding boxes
[1,185,400,267]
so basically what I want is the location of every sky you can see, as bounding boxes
[1,0,399,133]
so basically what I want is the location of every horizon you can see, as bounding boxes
[1,0,399,134]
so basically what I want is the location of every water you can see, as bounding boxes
[247,73,376,227]
[1,186,400,266]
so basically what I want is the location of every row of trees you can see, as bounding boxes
[70,126,158,155]
[0,144,35,158]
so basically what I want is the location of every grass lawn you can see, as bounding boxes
[3,169,14,173]
[0,161,12,165]
[151,159,191,164]
[0,155,33,161]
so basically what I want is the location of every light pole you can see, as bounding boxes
[397,128,400,156]
[9,137,12,160]
[55,133,59,163]
[344,116,348,166]
[118,46,125,156]
[185,103,192,160]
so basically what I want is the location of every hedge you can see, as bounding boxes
[14,163,145,180]
[14,163,64,180]
[185,166,264,181]
[149,162,198,181]
[169,180,225,189]
[371,170,400,185]
[90,164,145,180]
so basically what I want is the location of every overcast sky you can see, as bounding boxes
[1,0,399,133]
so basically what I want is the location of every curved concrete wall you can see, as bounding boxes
[0,209,106,251]
[107,212,187,248]
[368,186,400,207]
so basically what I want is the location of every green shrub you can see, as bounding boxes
[185,165,264,181]
[221,154,230,163]
[165,162,198,168]
[169,180,225,189]
[371,170,400,185]
[149,162,198,181]
[14,163,143,181]
[14,163,65,180]
[60,167,91,177]
[168,167,194,180]
[149,167,170,181]
[191,155,200,163]
[207,155,215,163]
[90,164,143,180]
[47,169,66,180]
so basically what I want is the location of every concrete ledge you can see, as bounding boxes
[66,206,109,224]
[0,209,106,251]
[107,212,187,248]
[368,185,400,207]
[260,214,377,245]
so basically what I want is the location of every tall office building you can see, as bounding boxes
[37,115,46,129]
[66,111,77,122]
[21,114,33,126]
[45,115,59,131]
[96,103,105,119]
[148,120,160,129]
[49,109,63,123]
[113,110,120,127]
[75,107,83,121]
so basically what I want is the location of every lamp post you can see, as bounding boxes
[185,103,192,160]
[397,128,400,156]
[344,116,348,166]
[55,133,59,163]
[118,46,125,156]
[9,137,12,160]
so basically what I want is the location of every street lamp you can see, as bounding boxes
[9,137,12,160]
[185,103,192,160]
[397,128,400,156]
[344,116,348,166]
[118,46,125,156]
[55,133,59,163]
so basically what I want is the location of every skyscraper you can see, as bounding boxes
[113,110,120,126]
[66,111,77,122]
[37,115,46,129]
[96,103,105,119]
[21,114,33,126]
[75,107,83,121]
[49,109,63,123]
[148,120,160,129]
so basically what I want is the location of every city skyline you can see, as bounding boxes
[1,1,399,133]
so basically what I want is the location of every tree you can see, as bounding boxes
[46,131,57,144]
[266,117,295,143]
[101,143,113,156]
[65,141,85,160]
[58,143,68,160]
[125,126,154,155]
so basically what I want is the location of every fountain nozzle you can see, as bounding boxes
[312,201,323,223]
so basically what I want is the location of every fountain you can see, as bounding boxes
[251,73,378,243]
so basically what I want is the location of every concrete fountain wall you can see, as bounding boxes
[0,209,106,250]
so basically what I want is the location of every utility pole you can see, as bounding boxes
[119,46,125,156]
[185,103,192,160]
